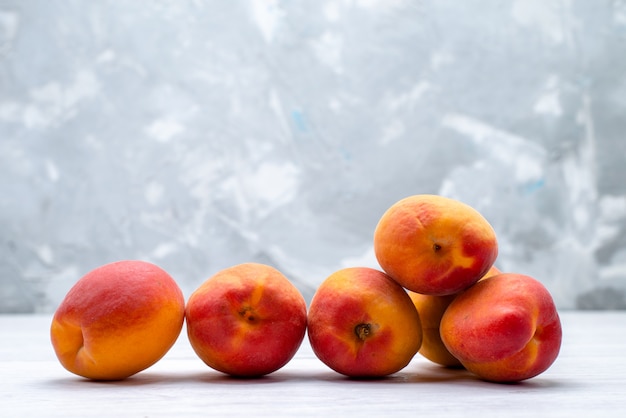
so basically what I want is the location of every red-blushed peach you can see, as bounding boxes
[409,265,502,367]
[440,273,562,382]
[307,267,422,378]
[373,194,498,296]
[50,260,185,380]
[185,263,307,377]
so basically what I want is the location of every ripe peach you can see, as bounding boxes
[185,263,307,377]
[307,267,422,378]
[50,260,185,380]
[373,194,498,296]
[408,292,461,367]
[480,265,502,281]
[408,265,502,367]
[440,273,562,382]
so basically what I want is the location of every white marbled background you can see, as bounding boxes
[1,0,625,312]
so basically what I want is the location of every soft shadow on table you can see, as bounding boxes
[45,370,312,388]
[46,373,198,388]
[310,362,567,390]
[401,363,566,390]
[192,371,312,385]
[44,363,566,390]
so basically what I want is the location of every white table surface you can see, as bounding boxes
[1,311,625,417]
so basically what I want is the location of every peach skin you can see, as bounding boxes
[440,273,562,382]
[307,267,422,378]
[408,292,461,367]
[374,194,498,296]
[50,260,185,380]
[409,265,502,367]
[185,263,307,377]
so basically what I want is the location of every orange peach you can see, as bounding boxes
[480,265,502,281]
[185,263,307,377]
[408,265,502,367]
[408,292,461,367]
[50,260,185,380]
[307,267,422,378]
[373,194,498,296]
[440,273,562,382]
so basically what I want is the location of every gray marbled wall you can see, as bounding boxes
[1,0,625,312]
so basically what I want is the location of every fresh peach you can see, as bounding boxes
[408,265,502,367]
[440,273,562,382]
[480,265,502,281]
[408,292,461,367]
[307,267,422,378]
[50,260,185,380]
[185,263,307,377]
[373,194,498,296]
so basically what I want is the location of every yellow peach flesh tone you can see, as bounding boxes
[50,260,185,380]
[374,195,498,296]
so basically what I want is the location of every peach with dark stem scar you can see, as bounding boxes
[185,263,308,377]
[307,267,422,378]
[374,194,498,296]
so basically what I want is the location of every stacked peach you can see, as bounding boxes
[372,194,562,382]
[308,194,561,382]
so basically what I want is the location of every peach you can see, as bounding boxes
[440,273,562,382]
[480,265,502,281]
[408,292,461,367]
[408,265,502,367]
[50,260,185,380]
[307,267,422,378]
[373,194,498,296]
[185,263,307,377]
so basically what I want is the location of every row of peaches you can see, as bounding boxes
[50,195,562,384]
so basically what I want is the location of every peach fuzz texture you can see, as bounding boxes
[440,273,562,382]
[185,263,307,377]
[373,195,498,296]
[307,267,422,378]
[50,260,185,380]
